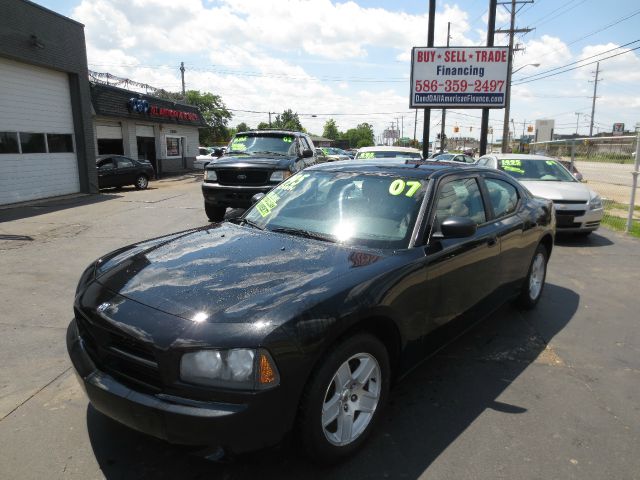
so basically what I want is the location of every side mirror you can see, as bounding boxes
[573,172,583,181]
[302,149,314,158]
[439,216,477,238]
[251,193,265,204]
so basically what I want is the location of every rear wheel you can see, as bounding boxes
[134,175,148,190]
[517,243,548,310]
[204,203,226,222]
[297,333,390,464]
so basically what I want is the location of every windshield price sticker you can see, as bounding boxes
[359,152,375,159]
[231,136,248,151]
[278,173,309,192]
[282,136,293,143]
[256,191,280,217]
[410,47,509,108]
[501,159,521,167]
[389,179,422,197]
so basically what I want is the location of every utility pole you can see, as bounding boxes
[589,62,600,137]
[480,0,497,156]
[268,112,272,127]
[422,0,436,158]
[497,0,533,153]
[180,62,186,96]
[440,21,451,153]
[413,109,418,143]
[574,112,582,135]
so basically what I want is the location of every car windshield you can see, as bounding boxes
[227,134,297,155]
[243,170,427,249]
[355,150,422,160]
[498,158,576,182]
[432,153,455,161]
[321,147,342,155]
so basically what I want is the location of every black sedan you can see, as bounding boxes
[96,155,155,189]
[67,161,555,463]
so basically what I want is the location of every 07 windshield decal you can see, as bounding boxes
[388,179,422,197]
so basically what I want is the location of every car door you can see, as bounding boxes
[299,136,315,168]
[480,174,536,296]
[115,156,137,186]
[96,158,116,188]
[422,174,501,333]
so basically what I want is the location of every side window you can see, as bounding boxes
[485,178,519,218]
[300,137,311,151]
[434,177,486,227]
[98,159,114,171]
[477,157,490,166]
[117,157,134,168]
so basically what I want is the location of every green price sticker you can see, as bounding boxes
[282,137,293,143]
[388,179,422,197]
[545,160,555,165]
[359,152,376,159]
[278,173,309,192]
[503,166,525,174]
[501,159,521,167]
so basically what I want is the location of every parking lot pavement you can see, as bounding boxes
[1,180,639,480]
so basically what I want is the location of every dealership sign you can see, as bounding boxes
[612,123,624,136]
[127,97,200,122]
[410,47,509,108]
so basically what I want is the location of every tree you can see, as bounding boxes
[272,109,304,131]
[180,90,232,144]
[343,123,375,148]
[235,122,250,133]
[322,119,340,140]
[257,122,271,130]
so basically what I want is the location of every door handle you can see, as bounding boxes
[487,235,498,247]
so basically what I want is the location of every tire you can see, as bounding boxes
[516,243,548,310]
[204,203,226,222]
[134,175,148,190]
[297,333,390,464]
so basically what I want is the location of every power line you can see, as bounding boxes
[512,45,640,85]
[566,8,640,47]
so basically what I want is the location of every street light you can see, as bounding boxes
[502,63,541,153]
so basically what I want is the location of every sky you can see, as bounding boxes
[34,0,640,143]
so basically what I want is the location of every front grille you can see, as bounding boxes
[216,169,270,186]
[75,309,162,393]
[552,200,587,205]
[555,209,586,216]
[556,216,582,228]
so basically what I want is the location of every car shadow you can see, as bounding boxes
[554,231,614,247]
[86,283,578,479]
[0,194,121,223]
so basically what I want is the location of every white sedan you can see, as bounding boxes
[476,153,604,235]
[354,146,423,160]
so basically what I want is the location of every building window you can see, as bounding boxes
[166,137,181,157]
[20,133,47,153]
[0,132,20,154]
[47,134,74,153]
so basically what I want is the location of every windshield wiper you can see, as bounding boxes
[270,227,336,243]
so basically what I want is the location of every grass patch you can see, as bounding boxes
[603,200,640,212]
[601,215,640,238]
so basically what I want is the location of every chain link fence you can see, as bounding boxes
[529,135,640,236]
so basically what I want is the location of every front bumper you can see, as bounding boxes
[554,206,603,232]
[66,319,287,452]
[202,182,274,209]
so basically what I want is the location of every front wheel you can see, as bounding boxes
[134,175,148,190]
[204,203,226,222]
[517,244,548,310]
[297,333,390,464]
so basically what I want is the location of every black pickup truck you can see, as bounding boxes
[202,130,317,221]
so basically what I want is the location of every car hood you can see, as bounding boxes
[210,154,295,170]
[94,223,385,323]
[520,180,592,202]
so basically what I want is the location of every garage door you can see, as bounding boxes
[0,57,79,205]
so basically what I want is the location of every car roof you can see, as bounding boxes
[237,130,305,136]
[480,153,556,161]
[307,159,482,178]
[357,146,422,154]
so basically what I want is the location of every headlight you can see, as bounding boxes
[204,169,217,181]
[589,194,602,210]
[180,348,280,390]
[269,170,292,182]
[76,262,96,295]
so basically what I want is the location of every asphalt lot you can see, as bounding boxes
[0,176,639,480]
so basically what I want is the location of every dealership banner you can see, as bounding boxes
[410,47,509,109]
